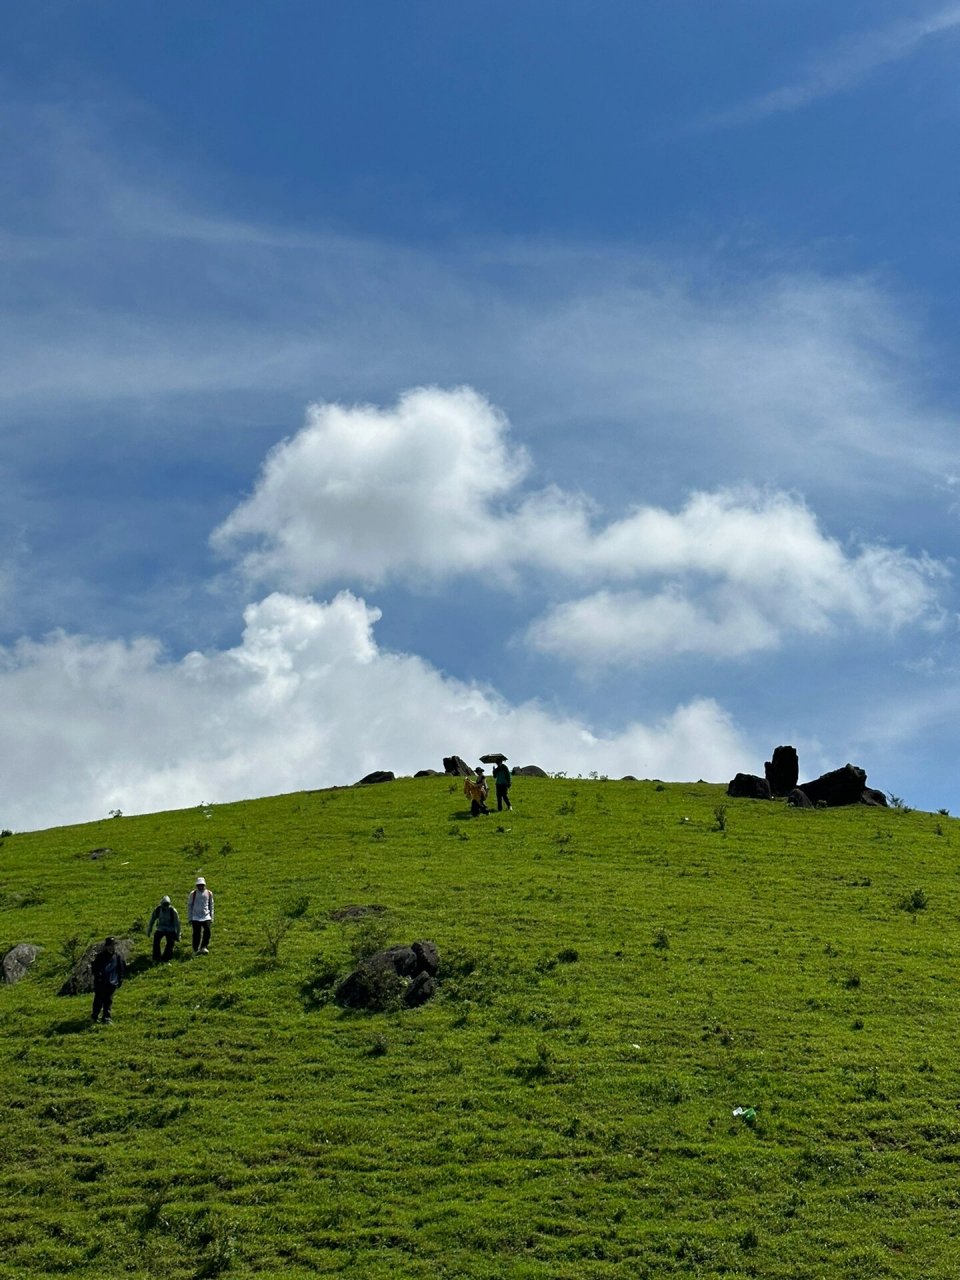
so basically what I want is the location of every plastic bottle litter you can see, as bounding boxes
[732,1106,757,1122]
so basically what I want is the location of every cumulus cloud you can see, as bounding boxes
[0,592,748,831]
[212,389,948,664]
[528,589,781,664]
[527,490,947,664]
[212,387,527,587]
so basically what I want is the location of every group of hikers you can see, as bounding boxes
[463,759,512,816]
[89,757,514,1026]
[89,876,215,1025]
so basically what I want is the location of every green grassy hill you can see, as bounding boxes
[1,776,958,1279]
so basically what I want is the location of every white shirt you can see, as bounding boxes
[187,887,214,922]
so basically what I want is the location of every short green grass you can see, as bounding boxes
[1,777,959,1279]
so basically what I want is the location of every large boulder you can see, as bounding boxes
[412,939,439,975]
[443,756,473,777]
[513,765,548,778]
[356,770,395,785]
[3,943,41,985]
[405,972,437,1007]
[787,788,814,809]
[58,938,135,997]
[727,773,773,800]
[335,959,405,1011]
[414,769,440,778]
[860,787,888,807]
[764,746,799,797]
[335,938,440,1011]
[799,764,869,808]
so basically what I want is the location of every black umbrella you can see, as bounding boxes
[479,753,508,764]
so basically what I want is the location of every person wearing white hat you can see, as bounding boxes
[187,877,215,955]
[147,894,181,962]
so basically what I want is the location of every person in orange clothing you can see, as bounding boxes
[464,767,490,816]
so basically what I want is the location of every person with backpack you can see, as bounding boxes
[147,894,181,962]
[187,877,215,954]
[492,760,512,811]
[90,937,126,1025]
[464,767,490,817]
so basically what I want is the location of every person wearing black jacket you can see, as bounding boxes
[91,937,126,1025]
[492,760,513,811]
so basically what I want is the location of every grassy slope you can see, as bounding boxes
[1,777,958,1279]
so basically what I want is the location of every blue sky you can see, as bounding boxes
[2,1,959,828]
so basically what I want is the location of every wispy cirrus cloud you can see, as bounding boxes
[2,94,958,528]
[0,95,955,479]
[702,3,960,129]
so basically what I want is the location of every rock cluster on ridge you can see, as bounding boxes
[728,751,887,808]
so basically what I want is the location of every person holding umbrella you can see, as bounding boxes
[492,760,512,811]
[481,753,512,812]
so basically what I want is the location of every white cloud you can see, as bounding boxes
[0,592,748,831]
[703,3,960,128]
[212,389,948,663]
[528,588,781,664]
[2,105,958,508]
[212,387,527,587]
[527,490,947,665]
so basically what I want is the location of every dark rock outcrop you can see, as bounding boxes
[727,773,773,800]
[3,943,41,984]
[443,756,473,777]
[764,746,799,797]
[513,765,548,778]
[731,747,887,808]
[620,775,639,782]
[799,764,869,808]
[59,938,134,996]
[335,938,440,1011]
[860,787,888,807]
[412,939,439,975]
[405,972,437,1007]
[414,769,440,777]
[356,771,395,785]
